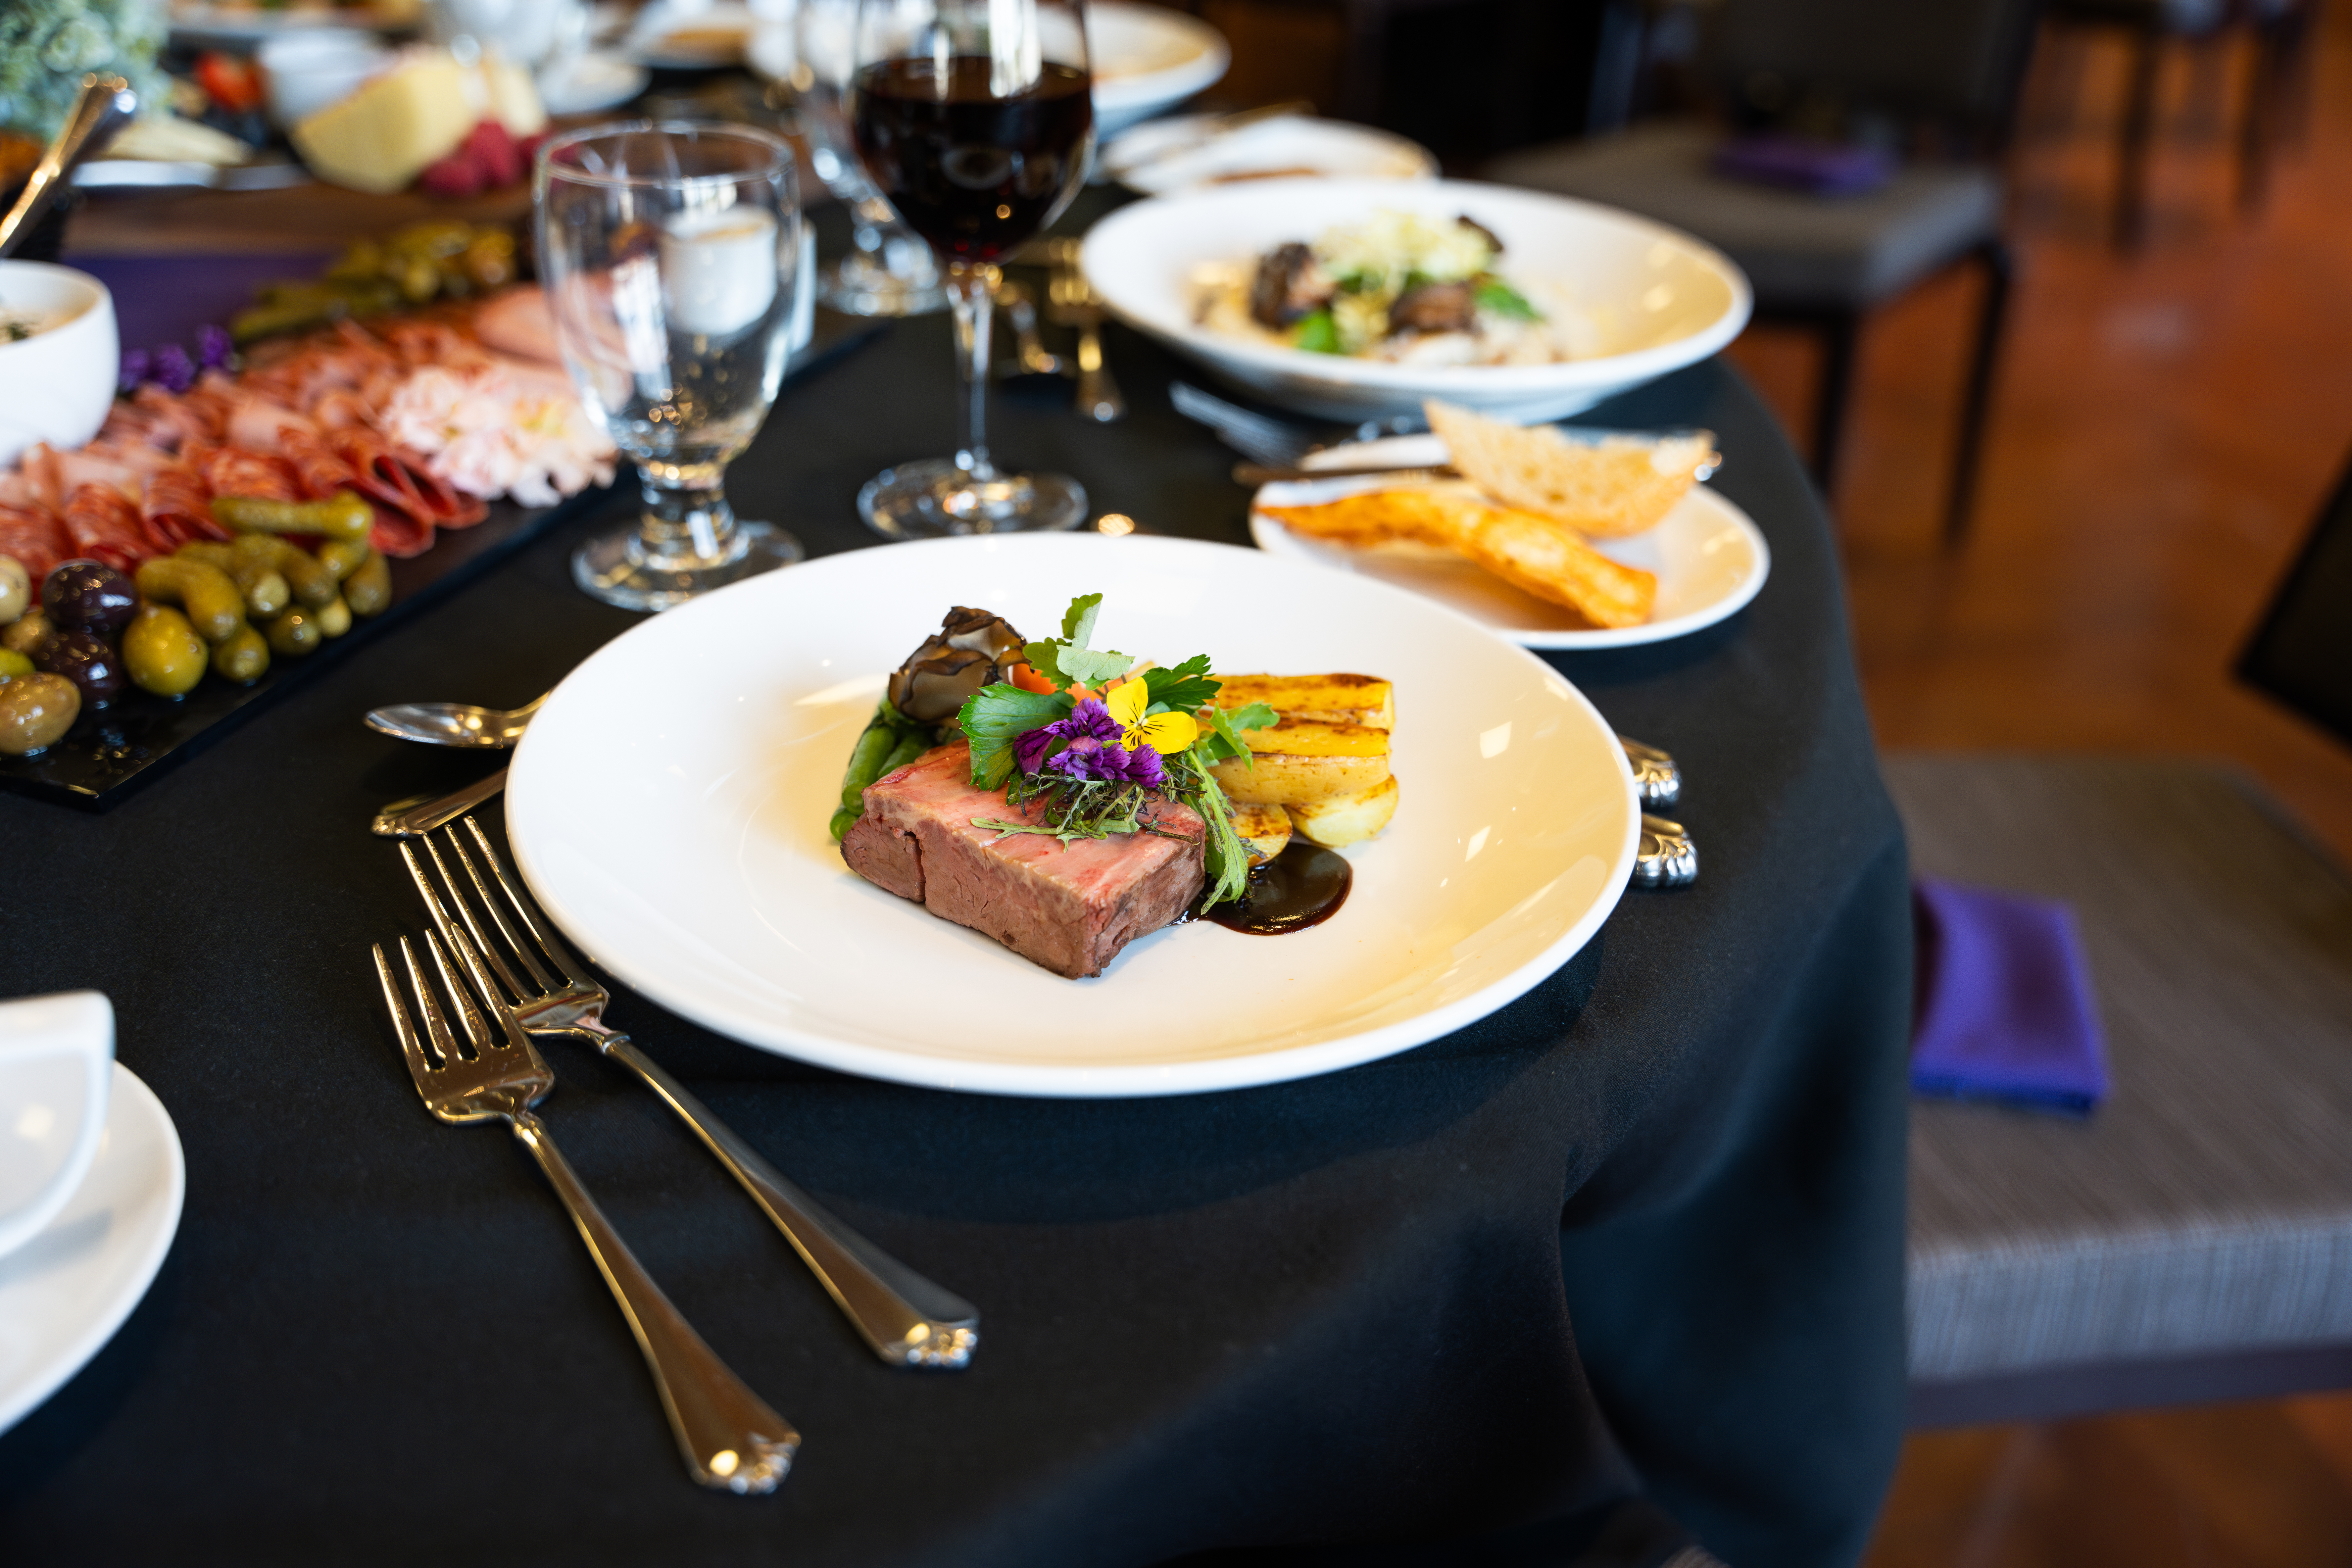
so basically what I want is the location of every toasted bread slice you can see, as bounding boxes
[1453,504,1656,627]
[1257,489,1463,549]
[1425,399,1716,538]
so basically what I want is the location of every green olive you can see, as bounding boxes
[235,534,338,609]
[0,670,79,755]
[211,491,374,542]
[0,647,32,679]
[2,607,54,657]
[0,555,28,624]
[342,547,390,617]
[314,594,352,639]
[264,605,323,657]
[210,622,269,684]
[316,537,373,582]
[122,603,208,697]
[134,556,246,644]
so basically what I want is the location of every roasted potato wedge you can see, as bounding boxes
[1288,775,1399,848]
[1230,802,1293,865]
[1212,674,1393,730]
[1213,719,1390,805]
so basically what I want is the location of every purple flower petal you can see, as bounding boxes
[197,324,233,371]
[153,343,197,394]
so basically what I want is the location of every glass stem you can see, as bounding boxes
[636,462,743,570]
[948,262,998,481]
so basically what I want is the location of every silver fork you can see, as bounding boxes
[374,930,800,1493]
[401,817,980,1370]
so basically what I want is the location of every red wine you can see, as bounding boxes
[850,57,1092,265]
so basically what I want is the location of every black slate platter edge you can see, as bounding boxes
[0,309,890,812]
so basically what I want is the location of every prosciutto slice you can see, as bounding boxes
[63,483,158,572]
[0,503,70,582]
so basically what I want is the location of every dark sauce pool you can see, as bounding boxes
[1202,841,1353,934]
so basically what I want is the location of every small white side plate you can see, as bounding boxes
[1104,114,1438,196]
[539,50,650,115]
[0,1064,185,1435]
[1250,435,1771,650]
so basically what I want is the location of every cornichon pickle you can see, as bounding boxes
[342,548,390,617]
[316,537,372,582]
[211,622,268,684]
[314,595,352,638]
[134,556,245,644]
[233,534,338,609]
[264,605,324,657]
[195,536,294,618]
[211,491,374,541]
[122,603,208,697]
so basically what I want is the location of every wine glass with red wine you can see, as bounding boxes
[848,0,1094,538]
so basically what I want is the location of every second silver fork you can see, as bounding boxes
[401,817,980,1370]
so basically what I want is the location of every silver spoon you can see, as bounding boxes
[366,691,549,749]
[0,74,138,258]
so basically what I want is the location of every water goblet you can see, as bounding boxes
[537,121,805,611]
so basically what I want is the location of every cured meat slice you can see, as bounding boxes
[195,445,302,503]
[0,503,70,582]
[333,432,487,529]
[368,504,435,558]
[63,483,158,572]
[141,467,226,549]
[282,435,360,502]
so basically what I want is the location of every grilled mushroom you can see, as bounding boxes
[1250,242,1337,329]
[1388,280,1478,335]
[1457,215,1503,256]
[888,606,1030,724]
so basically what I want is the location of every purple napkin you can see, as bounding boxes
[1712,134,1897,198]
[1911,877,2109,1116]
[64,252,338,361]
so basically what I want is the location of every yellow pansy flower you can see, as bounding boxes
[1106,678,1198,754]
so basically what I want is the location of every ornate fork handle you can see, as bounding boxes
[508,1108,801,1491]
[584,1028,980,1370]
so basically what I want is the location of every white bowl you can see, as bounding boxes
[1089,2,1228,137]
[258,29,391,127]
[1082,177,1753,423]
[0,263,118,470]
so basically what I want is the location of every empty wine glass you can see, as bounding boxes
[848,0,1093,538]
[789,0,947,316]
[537,122,805,611]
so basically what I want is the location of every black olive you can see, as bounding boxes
[36,627,128,708]
[41,559,138,638]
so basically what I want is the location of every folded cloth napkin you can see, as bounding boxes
[1912,876,2110,1115]
[1711,133,1898,197]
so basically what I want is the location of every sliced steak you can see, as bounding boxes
[840,741,1206,979]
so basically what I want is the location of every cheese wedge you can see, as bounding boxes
[292,58,478,194]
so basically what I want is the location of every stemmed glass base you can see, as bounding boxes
[573,504,805,613]
[858,457,1086,540]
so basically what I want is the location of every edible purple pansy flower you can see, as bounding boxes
[1012,697,1167,787]
[197,324,234,372]
[151,343,197,394]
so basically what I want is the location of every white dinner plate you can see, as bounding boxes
[1089,3,1230,136]
[0,1064,185,1435]
[505,533,1638,1097]
[539,49,650,115]
[169,2,414,45]
[626,1,754,67]
[1082,178,1752,424]
[1101,114,1437,196]
[1250,436,1771,649]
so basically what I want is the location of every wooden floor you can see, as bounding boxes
[1717,12,2352,1566]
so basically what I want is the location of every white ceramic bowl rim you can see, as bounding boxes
[0,261,104,348]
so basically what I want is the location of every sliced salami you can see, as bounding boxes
[0,503,71,582]
[63,483,156,573]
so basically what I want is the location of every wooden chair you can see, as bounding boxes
[1483,0,2042,547]
[1885,755,2352,1426]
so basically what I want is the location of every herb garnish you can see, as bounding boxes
[960,593,1276,910]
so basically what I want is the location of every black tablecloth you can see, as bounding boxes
[0,318,1911,1567]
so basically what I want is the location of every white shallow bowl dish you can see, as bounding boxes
[1089,3,1230,136]
[505,534,1639,1098]
[1251,436,1772,649]
[1083,177,1752,423]
[0,263,118,471]
[0,1064,185,1435]
[1103,113,1436,196]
